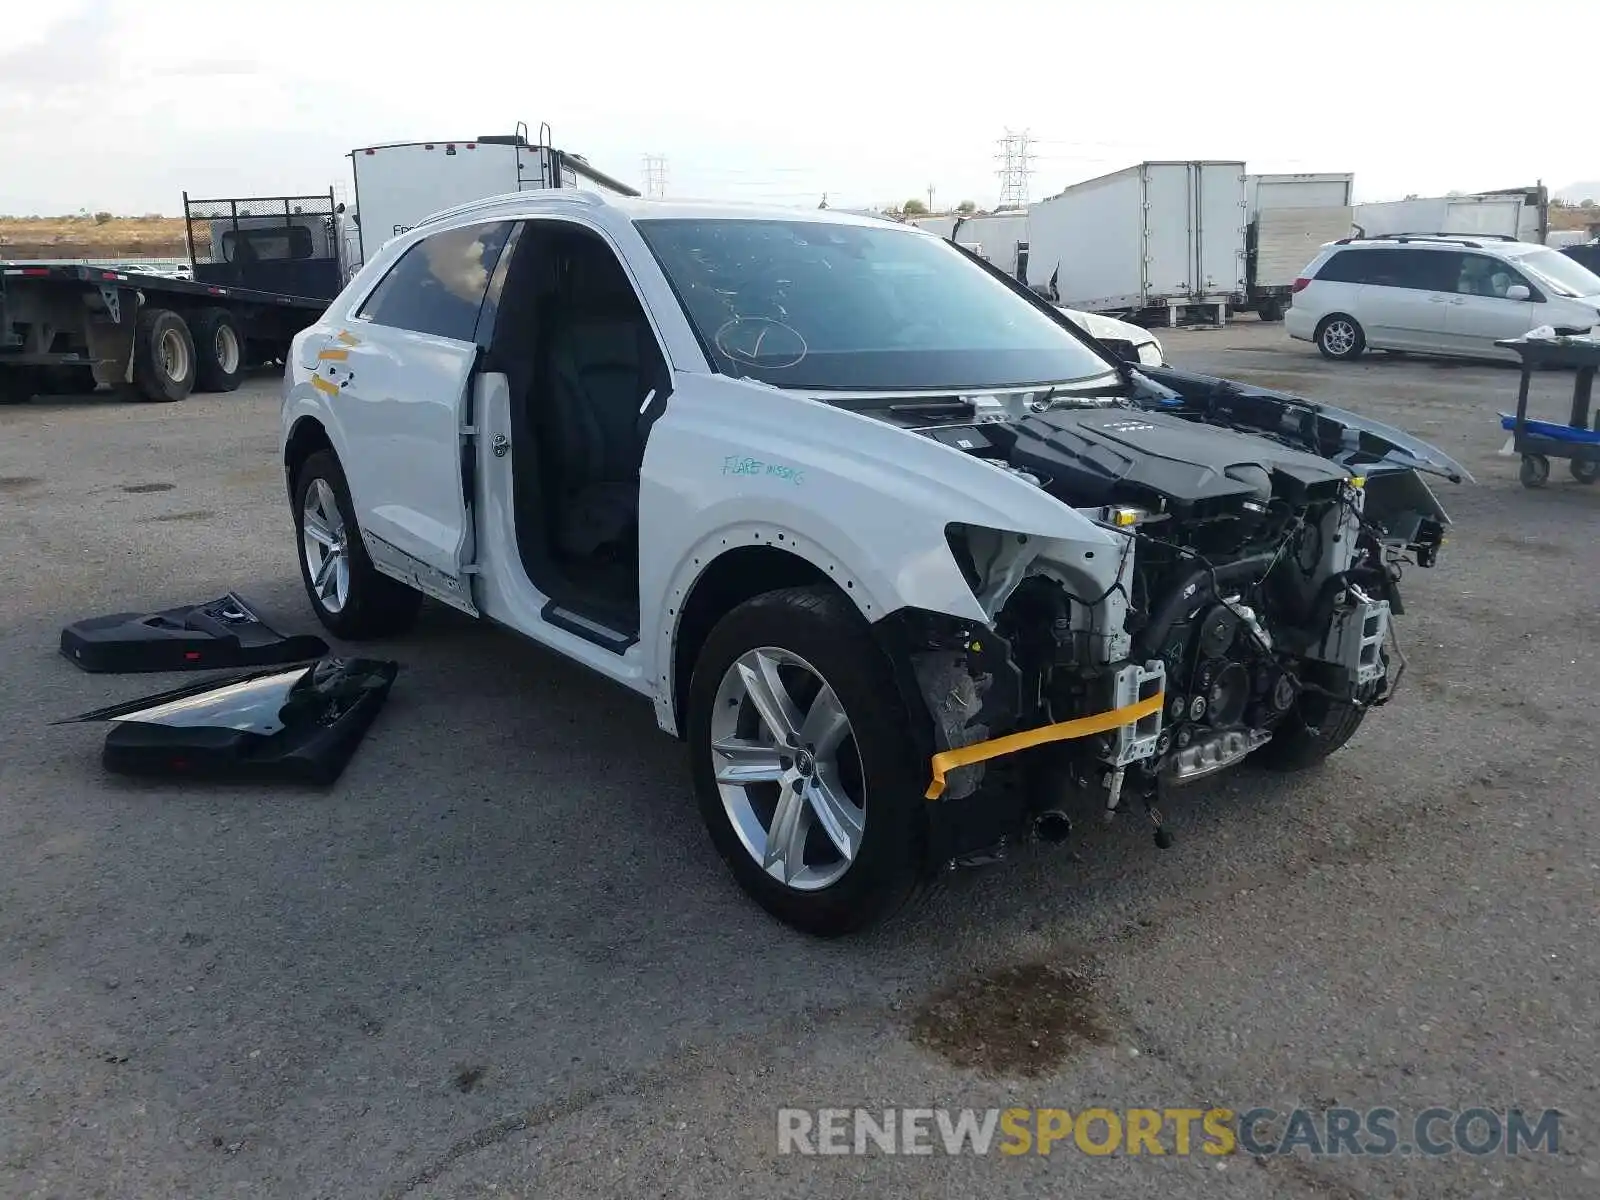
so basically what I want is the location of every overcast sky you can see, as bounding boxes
[2,0,1594,217]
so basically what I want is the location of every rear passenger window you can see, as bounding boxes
[356,221,515,341]
[1315,249,1369,283]
[1319,247,1456,291]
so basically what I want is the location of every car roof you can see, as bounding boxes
[411,189,921,236]
[1330,235,1545,256]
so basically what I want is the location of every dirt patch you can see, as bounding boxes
[224,464,280,487]
[144,509,215,523]
[120,482,174,494]
[0,476,41,492]
[909,961,1112,1078]
[1487,533,1571,559]
[453,1064,487,1094]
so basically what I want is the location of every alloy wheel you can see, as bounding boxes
[301,478,351,614]
[708,647,867,891]
[1322,319,1356,357]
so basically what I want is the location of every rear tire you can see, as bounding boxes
[191,308,244,393]
[1315,314,1365,361]
[292,449,422,640]
[0,369,39,404]
[1256,298,1285,323]
[1569,457,1599,485]
[130,308,196,401]
[687,585,928,937]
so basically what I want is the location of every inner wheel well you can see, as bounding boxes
[284,417,334,498]
[670,546,840,736]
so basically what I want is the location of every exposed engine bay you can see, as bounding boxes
[845,364,1460,857]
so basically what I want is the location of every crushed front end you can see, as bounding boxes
[875,392,1453,867]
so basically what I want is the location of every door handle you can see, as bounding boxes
[1428,294,1448,303]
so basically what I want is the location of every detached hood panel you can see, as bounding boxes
[59,657,400,784]
[1130,364,1473,485]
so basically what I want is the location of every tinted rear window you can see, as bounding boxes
[223,226,313,263]
[1317,247,1456,290]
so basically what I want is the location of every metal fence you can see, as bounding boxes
[182,191,342,299]
[183,192,338,266]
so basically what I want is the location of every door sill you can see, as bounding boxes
[540,601,637,654]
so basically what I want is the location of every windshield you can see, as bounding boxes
[1517,248,1600,298]
[634,218,1117,391]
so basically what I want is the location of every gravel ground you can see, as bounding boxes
[1,323,1595,1199]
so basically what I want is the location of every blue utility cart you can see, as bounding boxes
[1495,333,1600,488]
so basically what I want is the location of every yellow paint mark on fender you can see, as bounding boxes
[311,374,340,396]
[336,330,360,346]
[925,691,1166,800]
[317,348,349,362]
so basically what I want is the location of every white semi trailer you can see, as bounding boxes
[1024,161,1247,325]
[1353,187,1547,245]
[347,122,638,271]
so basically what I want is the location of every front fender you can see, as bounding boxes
[638,376,1124,728]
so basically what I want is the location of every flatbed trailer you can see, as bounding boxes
[1,191,339,404]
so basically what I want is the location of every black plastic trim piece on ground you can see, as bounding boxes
[59,592,329,673]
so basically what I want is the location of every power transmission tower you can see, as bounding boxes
[995,129,1034,210]
[642,154,669,199]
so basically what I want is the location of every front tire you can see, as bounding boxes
[687,585,927,936]
[1254,672,1373,771]
[292,449,422,639]
[1316,314,1366,361]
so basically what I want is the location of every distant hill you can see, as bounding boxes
[1556,181,1600,204]
[0,215,187,260]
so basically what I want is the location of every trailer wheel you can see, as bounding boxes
[1569,457,1599,485]
[131,308,197,402]
[191,308,244,393]
[0,369,38,404]
[35,365,97,395]
[1256,298,1285,322]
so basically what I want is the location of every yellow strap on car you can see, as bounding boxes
[924,691,1165,800]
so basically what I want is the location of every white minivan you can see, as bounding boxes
[1285,234,1600,362]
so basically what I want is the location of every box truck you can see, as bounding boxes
[1245,172,1355,322]
[1024,161,1247,325]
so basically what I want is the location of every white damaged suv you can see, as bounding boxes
[282,194,1461,935]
